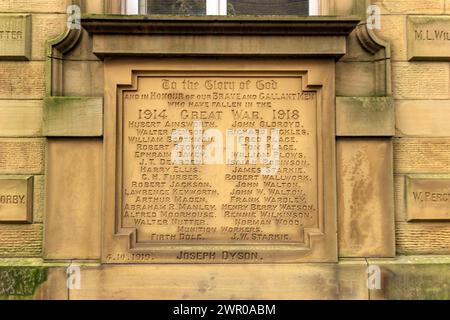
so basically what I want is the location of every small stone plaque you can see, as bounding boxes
[407,16,450,61]
[406,177,450,221]
[0,14,31,60]
[0,177,33,223]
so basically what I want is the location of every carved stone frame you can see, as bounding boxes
[102,58,337,264]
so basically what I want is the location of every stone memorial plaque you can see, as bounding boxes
[0,14,31,60]
[407,16,450,61]
[103,61,336,263]
[0,177,33,223]
[406,177,450,221]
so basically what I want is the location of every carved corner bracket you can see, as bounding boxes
[355,22,392,97]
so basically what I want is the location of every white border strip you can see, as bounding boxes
[207,0,227,15]
[309,0,320,16]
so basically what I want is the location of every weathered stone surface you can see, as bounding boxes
[63,29,100,61]
[31,14,66,60]
[336,61,376,97]
[368,256,450,300]
[69,262,369,300]
[0,266,46,297]
[0,100,43,137]
[374,15,406,61]
[341,31,373,62]
[406,176,450,221]
[0,176,33,223]
[3,257,448,300]
[395,100,450,137]
[0,138,45,175]
[394,174,406,221]
[0,0,69,13]
[44,139,102,260]
[396,222,450,255]
[337,138,395,258]
[63,61,104,96]
[33,267,67,300]
[0,14,31,60]
[0,62,45,99]
[32,175,44,223]
[391,62,449,99]
[0,260,68,300]
[372,0,445,14]
[0,224,42,257]
[43,97,103,136]
[407,16,450,61]
[393,138,450,174]
[336,97,394,136]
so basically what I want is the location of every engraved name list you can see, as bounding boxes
[110,73,324,263]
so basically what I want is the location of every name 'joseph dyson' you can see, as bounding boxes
[176,251,260,261]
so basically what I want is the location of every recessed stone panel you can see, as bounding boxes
[408,16,450,61]
[0,14,31,60]
[337,138,395,258]
[44,139,102,260]
[103,59,337,264]
[406,177,450,221]
[0,176,33,223]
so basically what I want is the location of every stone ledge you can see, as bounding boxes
[336,96,395,136]
[81,15,361,35]
[81,15,359,58]
[1,257,448,299]
[368,256,450,300]
[43,97,103,137]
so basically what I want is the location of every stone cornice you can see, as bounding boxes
[80,15,360,59]
[81,15,360,36]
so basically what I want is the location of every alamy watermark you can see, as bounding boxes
[367,265,382,290]
[66,265,81,290]
[367,5,381,30]
[67,5,81,30]
[171,120,280,175]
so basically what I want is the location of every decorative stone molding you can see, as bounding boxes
[45,28,82,96]
[82,15,360,58]
[355,22,392,96]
